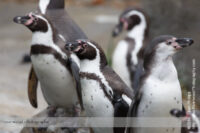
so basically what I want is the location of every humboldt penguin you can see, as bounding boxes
[26,0,88,108]
[14,13,84,113]
[126,35,194,133]
[66,40,134,133]
[112,8,149,90]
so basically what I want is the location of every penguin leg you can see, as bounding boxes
[28,66,38,108]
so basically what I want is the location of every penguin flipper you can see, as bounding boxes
[102,66,134,99]
[68,58,84,110]
[28,66,38,108]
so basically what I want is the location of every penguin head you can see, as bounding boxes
[145,35,194,59]
[65,40,98,61]
[112,8,149,37]
[13,12,49,33]
[66,40,107,66]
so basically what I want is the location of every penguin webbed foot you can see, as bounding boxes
[47,106,58,117]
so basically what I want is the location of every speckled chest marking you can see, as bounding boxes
[135,59,182,133]
[79,42,114,133]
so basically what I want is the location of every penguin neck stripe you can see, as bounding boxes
[30,45,71,74]
[80,72,113,103]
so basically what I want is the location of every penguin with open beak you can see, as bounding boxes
[65,40,134,133]
[14,12,84,115]
[126,35,194,133]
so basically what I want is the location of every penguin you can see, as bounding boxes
[65,40,134,133]
[170,108,200,133]
[13,12,84,114]
[112,8,149,90]
[26,0,88,108]
[126,35,194,133]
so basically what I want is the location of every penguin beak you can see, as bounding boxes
[65,42,83,53]
[175,38,194,48]
[112,18,129,37]
[13,13,34,26]
[112,22,123,37]
[13,15,31,24]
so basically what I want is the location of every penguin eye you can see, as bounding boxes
[167,41,172,45]
[34,17,38,21]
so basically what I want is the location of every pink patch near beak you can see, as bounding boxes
[121,18,129,30]
[74,46,82,53]
[25,13,34,26]
[172,42,182,50]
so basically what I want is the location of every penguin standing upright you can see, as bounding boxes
[24,0,88,108]
[112,8,149,90]
[14,13,84,113]
[66,40,134,133]
[127,35,194,133]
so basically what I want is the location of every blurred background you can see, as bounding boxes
[0,0,199,132]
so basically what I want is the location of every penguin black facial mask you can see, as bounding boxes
[65,40,97,60]
[166,38,194,50]
[112,14,141,37]
[13,13,48,32]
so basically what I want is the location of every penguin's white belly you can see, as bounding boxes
[135,78,182,133]
[81,78,114,133]
[112,41,131,88]
[31,54,78,108]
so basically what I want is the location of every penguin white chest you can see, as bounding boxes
[31,54,78,108]
[135,77,182,133]
[80,78,114,133]
[81,78,114,117]
[138,77,182,116]
[112,40,131,88]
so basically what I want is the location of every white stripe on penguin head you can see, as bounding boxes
[39,0,50,14]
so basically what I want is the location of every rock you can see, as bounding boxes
[20,107,91,133]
